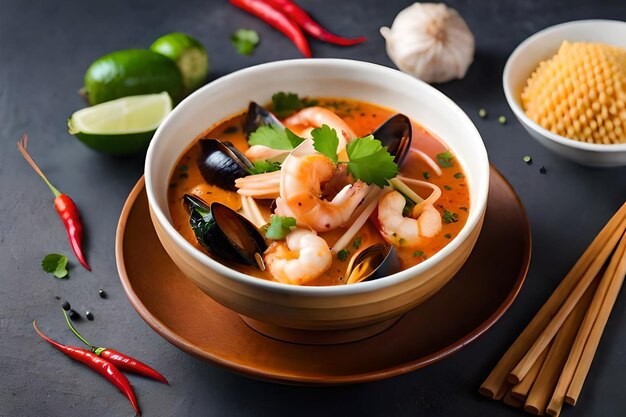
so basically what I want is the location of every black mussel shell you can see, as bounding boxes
[345,244,399,284]
[184,195,267,269]
[197,138,253,191]
[370,114,412,166]
[244,101,284,139]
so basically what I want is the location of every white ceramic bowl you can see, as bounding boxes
[145,59,489,343]
[503,20,626,167]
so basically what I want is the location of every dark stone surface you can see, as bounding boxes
[1,0,625,416]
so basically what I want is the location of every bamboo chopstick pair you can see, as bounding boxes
[480,202,626,416]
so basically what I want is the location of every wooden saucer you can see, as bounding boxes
[116,167,530,385]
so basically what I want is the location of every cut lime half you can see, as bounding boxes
[68,92,172,155]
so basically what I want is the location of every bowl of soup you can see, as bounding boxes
[145,59,489,343]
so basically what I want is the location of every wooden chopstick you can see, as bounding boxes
[546,228,626,416]
[509,216,626,383]
[523,279,598,415]
[511,345,550,401]
[479,203,626,399]
[565,230,626,405]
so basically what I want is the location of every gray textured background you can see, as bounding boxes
[1,0,625,416]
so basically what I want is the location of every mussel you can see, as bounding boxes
[244,101,284,139]
[184,194,267,269]
[197,138,253,191]
[370,114,412,166]
[345,244,400,284]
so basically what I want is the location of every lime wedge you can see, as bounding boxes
[68,92,172,155]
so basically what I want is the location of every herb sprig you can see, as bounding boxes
[42,254,69,279]
[265,215,296,240]
[231,29,260,56]
[271,92,318,118]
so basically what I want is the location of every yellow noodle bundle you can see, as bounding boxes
[521,41,626,144]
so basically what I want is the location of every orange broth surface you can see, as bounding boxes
[167,97,470,286]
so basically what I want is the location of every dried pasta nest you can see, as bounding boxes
[521,41,626,144]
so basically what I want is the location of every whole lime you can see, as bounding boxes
[151,32,209,93]
[84,49,183,105]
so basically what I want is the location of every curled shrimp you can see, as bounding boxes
[285,106,357,153]
[377,190,442,247]
[264,228,332,285]
[275,150,369,232]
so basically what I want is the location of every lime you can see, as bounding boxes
[68,92,172,155]
[84,49,183,105]
[151,32,209,93]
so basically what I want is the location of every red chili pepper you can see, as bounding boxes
[265,0,366,46]
[63,310,168,384]
[33,321,141,416]
[229,0,312,58]
[17,135,91,271]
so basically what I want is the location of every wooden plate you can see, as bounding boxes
[116,167,531,385]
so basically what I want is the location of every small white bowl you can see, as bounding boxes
[503,20,626,167]
[145,59,489,343]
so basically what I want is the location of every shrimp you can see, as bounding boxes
[377,190,442,247]
[244,145,289,162]
[264,228,332,285]
[275,153,369,232]
[285,106,357,153]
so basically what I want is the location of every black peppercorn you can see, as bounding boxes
[68,309,80,321]
[98,289,107,299]
[62,301,71,311]
[85,311,94,321]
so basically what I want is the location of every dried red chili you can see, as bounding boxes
[229,0,312,57]
[265,0,366,46]
[17,135,91,271]
[63,310,168,384]
[33,321,141,415]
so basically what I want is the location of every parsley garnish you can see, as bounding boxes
[345,135,399,187]
[436,151,454,168]
[423,172,430,180]
[442,209,459,223]
[271,92,317,118]
[248,160,281,175]
[413,251,425,258]
[352,236,362,249]
[265,215,296,240]
[338,249,349,261]
[311,125,339,163]
[42,254,69,279]
[444,233,452,239]
[231,29,260,56]
[459,206,468,212]
[248,125,304,150]
[453,172,464,179]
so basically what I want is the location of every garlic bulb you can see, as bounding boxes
[380,3,475,84]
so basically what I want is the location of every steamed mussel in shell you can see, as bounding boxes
[345,244,400,284]
[370,114,412,166]
[197,138,253,191]
[244,101,284,138]
[184,194,267,269]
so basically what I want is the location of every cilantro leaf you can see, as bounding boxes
[248,160,281,175]
[337,249,349,261]
[436,151,454,168]
[345,136,399,187]
[311,124,339,163]
[42,254,69,279]
[248,125,304,150]
[442,209,459,223]
[265,215,296,240]
[271,92,303,118]
[231,29,260,56]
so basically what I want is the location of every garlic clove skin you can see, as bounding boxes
[381,3,475,84]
